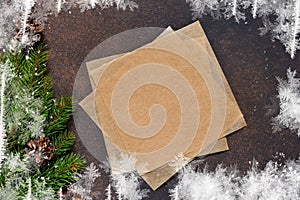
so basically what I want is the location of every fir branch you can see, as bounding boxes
[0,184,19,200]
[40,153,86,191]
[25,177,32,200]
[41,75,55,119]
[0,153,32,194]
[0,41,85,198]
[6,89,45,148]
[27,178,57,200]
[16,43,49,93]
[52,131,75,156]
[45,96,74,137]
[4,43,52,148]
[0,52,38,149]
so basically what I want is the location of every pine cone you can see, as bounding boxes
[26,136,55,165]
[14,17,44,46]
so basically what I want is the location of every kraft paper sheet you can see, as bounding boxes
[79,21,246,190]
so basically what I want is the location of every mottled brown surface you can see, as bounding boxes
[43,1,300,199]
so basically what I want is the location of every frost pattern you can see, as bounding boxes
[0,0,138,51]
[169,164,239,200]
[105,184,112,200]
[21,0,35,45]
[109,153,149,200]
[169,160,300,200]
[0,0,28,50]
[0,153,57,199]
[272,68,300,136]
[111,172,149,200]
[110,152,137,173]
[289,0,300,59]
[24,177,56,200]
[0,61,10,170]
[186,0,300,58]
[240,161,300,199]
[169,152,191,172]
[68,163,101,200]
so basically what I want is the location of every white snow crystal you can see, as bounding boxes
[169,164,239,200]
[109,152,149,200]
[111,172,149,200]
[185,0,300,58]
[70,162,101,200]
[273,68,300,136]
[170,159,300,200]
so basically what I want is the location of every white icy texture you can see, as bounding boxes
[272,68,300,136]
[109,153,149,200]
[186,0,300,58]
[0,62,9,171]
[69,162,101,200]
[0,0,138,51]
[169,164,239,200]
[169,160,300,200]
[0,0,27,49]
[111,172,149,200]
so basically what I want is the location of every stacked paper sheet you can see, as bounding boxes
[79,21,246,190]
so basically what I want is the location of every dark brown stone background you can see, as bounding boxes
[43,0,300,199]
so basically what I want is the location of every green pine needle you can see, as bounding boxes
[40,153,86,191]
[42,75,54,119]
[1,41,86,196]
[52,131,75,156]
[45,96,74,137]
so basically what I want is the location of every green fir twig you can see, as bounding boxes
[0,41,86,198]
